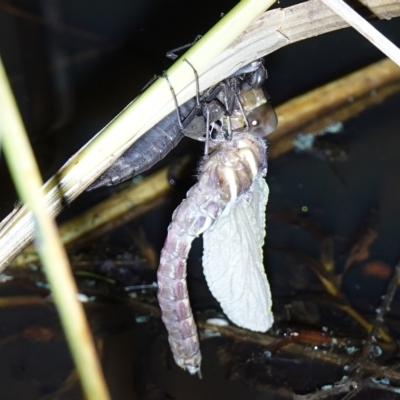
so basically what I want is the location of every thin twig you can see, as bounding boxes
[126,297,400,384]
[293,380,354,400]
[299,260,400,400]
[358,260,400,362]
[320,0,400,67]
[341,259,400,400]
[0,296,44,307]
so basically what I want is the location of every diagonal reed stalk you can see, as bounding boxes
[321,0,400,67]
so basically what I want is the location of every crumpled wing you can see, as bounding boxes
[249,174,268,240]
[203,176,273,332]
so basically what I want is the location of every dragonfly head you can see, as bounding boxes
[247,103,278,137]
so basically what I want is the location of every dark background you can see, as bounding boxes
[0,0,400,399]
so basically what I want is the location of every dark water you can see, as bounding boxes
[1,0,400,399]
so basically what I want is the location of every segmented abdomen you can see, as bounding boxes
[88,98,197,190]
[157,181,222,373]
[157,133,266,374]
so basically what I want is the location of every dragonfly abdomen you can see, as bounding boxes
[157,185,222,374]
[88,98,197,190]
[157,132,267,374]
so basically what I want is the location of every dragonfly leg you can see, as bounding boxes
[163,71,185,130]
[235,93,250,130]
[226,114,233,139]
[204,108,210,157]
[166,35,202,60]
[164,59,203,134]
[219,82,234,139]
[183,59,201,107]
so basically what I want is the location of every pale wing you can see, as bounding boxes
[203,177,273,332]
[249,176,269,242]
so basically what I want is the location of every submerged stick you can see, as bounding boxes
[269,58,400,159]
[0,58,110,400]
[10,166,171,268]
[294,259,400,400]
[127,297,400,386]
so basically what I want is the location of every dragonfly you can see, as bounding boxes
[157,81,277,375]
[87,60,271,190]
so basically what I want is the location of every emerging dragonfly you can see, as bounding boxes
[88,60,272,190]
[157,77,277,375]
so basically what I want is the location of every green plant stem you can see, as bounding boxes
[0,58,110,400]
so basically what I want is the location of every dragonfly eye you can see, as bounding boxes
[246,66,267,89]
[247,103,278,137]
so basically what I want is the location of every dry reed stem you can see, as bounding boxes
[10,167,171,267]
[0,296,44,307]
[320,0,400,67]
[269,58,400,159]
